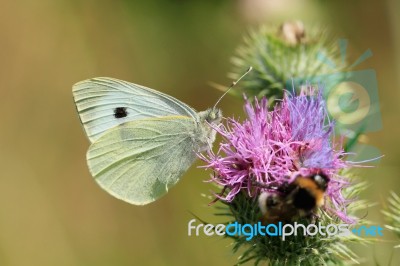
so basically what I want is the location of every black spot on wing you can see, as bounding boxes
[114,107,128,118]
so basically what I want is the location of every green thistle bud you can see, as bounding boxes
[228,21,347,102]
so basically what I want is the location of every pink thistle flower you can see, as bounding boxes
[200,88,354,222]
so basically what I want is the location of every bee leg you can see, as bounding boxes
[309,212,321,223]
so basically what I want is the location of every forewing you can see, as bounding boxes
[73,77,198,142]
[86,117,198,205]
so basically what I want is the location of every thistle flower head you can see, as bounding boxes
[201,87,353,222]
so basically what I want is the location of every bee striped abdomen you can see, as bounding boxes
[258,173,330,223]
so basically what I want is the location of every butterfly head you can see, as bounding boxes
[196,108,222,152]
[203,107,222,125]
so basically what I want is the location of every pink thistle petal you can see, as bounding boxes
[200,87,357,222]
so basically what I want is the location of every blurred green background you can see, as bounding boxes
[0,0,399,265]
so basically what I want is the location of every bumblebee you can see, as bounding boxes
[258,173,329,223]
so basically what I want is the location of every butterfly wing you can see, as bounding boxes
[73,77,198,142]
[86,116,199,205]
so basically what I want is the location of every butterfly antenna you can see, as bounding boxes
[213,66,252,109]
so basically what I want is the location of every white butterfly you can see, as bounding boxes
[73,77,222,205]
